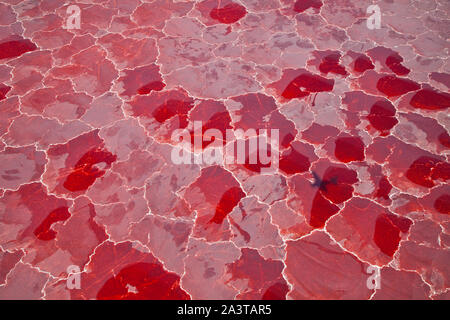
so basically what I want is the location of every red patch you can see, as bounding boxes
[434,194,450,214]
[406,156,449,188]
[0,39,37,59]
[210,187,246,224]
[97,262,190,300]
[409,89,450,111]
[293,0,323,13]
[366,100,398,134]
[373,214,401,257]
[210,3,246,24]
[310,192,339,228]
[375,176,393,200]
[319,53,347,76]
[353,55,375,73]
[385,54,410,76]
[279,147,311,175]
[0,85,11,101]
[282,73,334,99]
[63,147,117,192]
[34,207,71,241]
[376,75,420,98]
[334,136,365,163]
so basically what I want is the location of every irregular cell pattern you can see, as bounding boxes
[0,0,449,300]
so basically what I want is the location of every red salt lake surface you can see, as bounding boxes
[0,0,448,300]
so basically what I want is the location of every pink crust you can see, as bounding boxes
[0,0,448,300]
